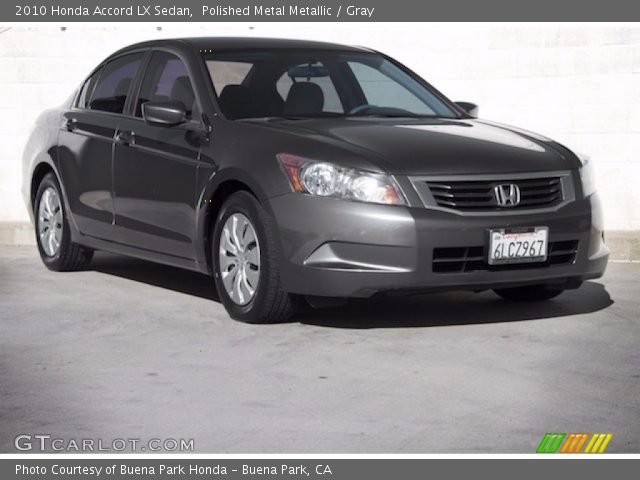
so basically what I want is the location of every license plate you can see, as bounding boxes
[489,227,548,265]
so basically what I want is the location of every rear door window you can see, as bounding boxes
[89,53,144,114]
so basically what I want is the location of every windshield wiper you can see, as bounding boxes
[241,116,310,121]
[346,113,442,119]
[242,113,450,121]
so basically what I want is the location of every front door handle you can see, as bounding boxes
[64,118,77,131]
[115,131,135,146]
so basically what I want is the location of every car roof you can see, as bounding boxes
[114,37,372,55]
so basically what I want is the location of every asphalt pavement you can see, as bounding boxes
[1,246,638,453]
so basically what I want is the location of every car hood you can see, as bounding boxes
[252,117,578,175]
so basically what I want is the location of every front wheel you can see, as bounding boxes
[493,284,566,301]
[212,191,298,323]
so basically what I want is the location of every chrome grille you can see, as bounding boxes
[426,176,563,211]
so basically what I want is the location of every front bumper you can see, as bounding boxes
[268,192,609,298]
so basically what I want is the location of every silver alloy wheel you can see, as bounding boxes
[218,213,261,306]
[37,186,63,257]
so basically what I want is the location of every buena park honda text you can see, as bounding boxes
[22,37,608,323]
[16,464,331,476]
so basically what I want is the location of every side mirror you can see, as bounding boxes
[455,101,479,118]
[142,101,187,126]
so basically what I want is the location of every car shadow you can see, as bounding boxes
[90,252,613,329]
[91,251,220,302]
[298,282,613,329]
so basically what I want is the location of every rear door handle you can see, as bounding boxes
[115,131,135,146]
[64,118,77,131]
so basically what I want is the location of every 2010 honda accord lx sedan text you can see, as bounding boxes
[22,37,609,323]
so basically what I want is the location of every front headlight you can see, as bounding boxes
[578,154,597,197]
[278,153,406,205]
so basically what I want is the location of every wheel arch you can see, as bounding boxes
[28,156,83,244]
[198,172,266,274]
[30,162,57,208]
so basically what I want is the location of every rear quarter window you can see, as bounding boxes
[76,67,102,109]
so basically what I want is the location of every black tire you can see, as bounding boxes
[34,172,93,271]
[493,284,566,301]
[212,191,299,323]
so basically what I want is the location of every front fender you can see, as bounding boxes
[194,165,280,271]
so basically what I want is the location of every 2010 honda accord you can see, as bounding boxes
[22,37,609,323]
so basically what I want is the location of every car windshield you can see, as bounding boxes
[201,49,459,120]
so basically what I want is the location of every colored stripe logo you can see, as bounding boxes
[560,433,589,453]
[537,433,566,453]
[584,433,613,453]
[537,432,613,453]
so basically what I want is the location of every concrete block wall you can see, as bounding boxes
[1,23,639,235]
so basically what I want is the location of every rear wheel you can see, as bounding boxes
[493,284,566,301]
[34,172,93,271]
[212,191,298,323]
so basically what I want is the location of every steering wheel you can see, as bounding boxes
[347,104,376,115]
